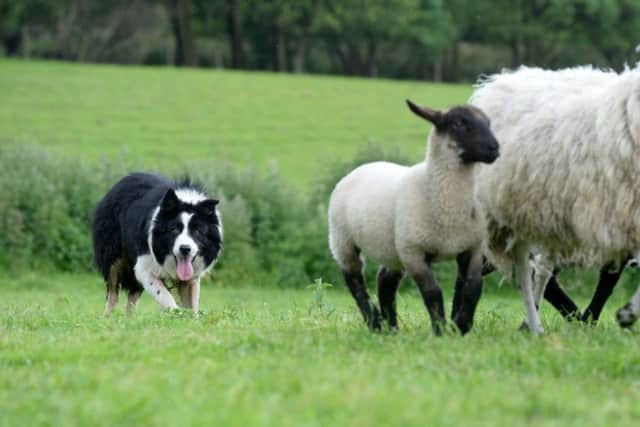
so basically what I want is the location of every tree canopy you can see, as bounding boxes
[2,0,639,81]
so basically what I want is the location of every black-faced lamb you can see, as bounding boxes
[328,100,499,335]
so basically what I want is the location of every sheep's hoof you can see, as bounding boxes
[518,321,529,331]
[518,321,544,334]
[616,304,637,328]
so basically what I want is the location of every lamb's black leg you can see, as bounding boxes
[481,257,496,276]
[452,250,484,335]
[542,272,581,320]
[342,270,382,331]
[409,254,446,335]
[581,260,627,323]
[377,267,403,329]
[451,252,470,320]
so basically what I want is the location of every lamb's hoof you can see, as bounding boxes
[452,316,473,335]
[616,304,637,328]
[431,321,451,336]
[366,309,383,332]
[579,311,598,325]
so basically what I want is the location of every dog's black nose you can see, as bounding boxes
[179,245,191,256]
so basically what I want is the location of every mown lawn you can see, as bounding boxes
[1,272,639,427]
[0,59,470,186]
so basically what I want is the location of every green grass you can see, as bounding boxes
[0,59,470,186]
[2,59,640,426]
[2,273,640,427]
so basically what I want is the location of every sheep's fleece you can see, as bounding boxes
[471,66,640,271]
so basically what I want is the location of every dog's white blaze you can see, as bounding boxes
[175,188,207,205]
[147,206,161,265]
[134,254,179,310]
[173,213,198,258]
[216,207,223,241]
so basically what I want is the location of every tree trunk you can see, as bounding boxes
[225,0,243,68]
[433,53,443,82]
[366,39,377,77]
[292,38,306,73]
[170,0,197,67]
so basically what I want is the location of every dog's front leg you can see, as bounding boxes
[135,264,178,310]
[190,279,200,313]
[177,279,201,312]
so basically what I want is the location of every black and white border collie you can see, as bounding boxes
[92,173,222,315]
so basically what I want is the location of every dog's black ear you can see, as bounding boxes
[159,189,181,216]
[406,99,444,129]
[197,199,219,217]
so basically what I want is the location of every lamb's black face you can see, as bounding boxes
[151,189,222,281]
[406,100,500,164]
[443,106,500,164]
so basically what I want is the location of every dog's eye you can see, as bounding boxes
[194,225,208,236]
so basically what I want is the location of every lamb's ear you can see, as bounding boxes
[406,99,444,129]
[197,199,219,217]
[159,189,181,216]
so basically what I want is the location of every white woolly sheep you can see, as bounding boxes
[471,66,640,333]
[328,100,499,335]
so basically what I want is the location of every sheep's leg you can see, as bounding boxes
[342,270,382,331]
[481,257,496,276]
[377,267,403,329]
[581,260,626,323]
[451,249,484,335]
[406,253,446,336]
[514,242,543,334]
[616,284,640,328]
[519,254,554,329]
[531,254,554,309]
[542,274,581,319]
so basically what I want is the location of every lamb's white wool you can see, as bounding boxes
[329,138,486,273]
[471,66,640,331]
[329,102,498,334]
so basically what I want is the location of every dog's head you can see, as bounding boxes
[150,188,222,282]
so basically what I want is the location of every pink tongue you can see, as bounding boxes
[176,258,194,281]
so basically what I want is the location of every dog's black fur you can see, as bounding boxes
[92,172,222,309]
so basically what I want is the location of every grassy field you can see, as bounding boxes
[1,273,640,427]
[0,59,470,186]
[2,60,640,426]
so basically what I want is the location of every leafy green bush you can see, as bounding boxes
[0,145,346,286]
[0,143,427,287]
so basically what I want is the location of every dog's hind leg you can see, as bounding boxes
[104,259,122,316]
[126,290,143,315]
